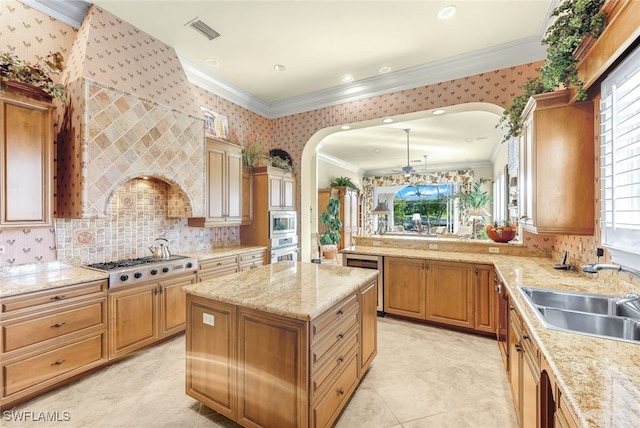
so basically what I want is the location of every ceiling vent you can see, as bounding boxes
[187,18,220,41]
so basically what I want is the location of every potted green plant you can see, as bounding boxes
[1,51,68,103]
[319,197,342,259]
[499,0,607,142]
[329,176,359,191]
[451,178,492,238]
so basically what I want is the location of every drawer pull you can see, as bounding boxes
[337,333,345,339]
[216,262,222,266]
[337,356,345,363]
[337,388,344,396]
[523,334,530,340]
[51,322,66,328]
[336,309,344,315]
[52,359,65,366]
[51,295,66,300]
[515,344,522,353]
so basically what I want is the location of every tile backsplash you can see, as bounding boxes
[0,178,238,267]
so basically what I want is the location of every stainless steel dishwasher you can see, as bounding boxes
[343,253,384,315]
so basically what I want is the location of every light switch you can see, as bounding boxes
[203,313,215,326]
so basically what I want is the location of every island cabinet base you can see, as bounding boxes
[185,280,377,428]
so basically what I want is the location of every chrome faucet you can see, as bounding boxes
[581,263,640,307]
[581,263,640,281]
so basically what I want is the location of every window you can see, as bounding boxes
[393,184,457,232]
[600,45,640,270]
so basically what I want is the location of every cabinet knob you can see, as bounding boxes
[336,309,344,315]
[515,344,522,353]
[51,295,66,300]
[337,388,345,396]
[51,322,66,328]
[52,359,65,366]
[475,268,479,274]
[337,333,345,339]
[495,284,502,293]
[337,356,345,363]
[523,334,530,340]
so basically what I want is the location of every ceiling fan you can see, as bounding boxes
[396,129,415,177]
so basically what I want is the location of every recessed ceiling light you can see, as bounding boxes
[341,125,351,130]
[465,138,473,142]
[433,109,446,115]
[205,58,219,66]
[379,66,392,74]
[374,149,380,153]
[274,64,287,72]
[342,75,354,83]
[382,118,394,123]
[438,5,457,20]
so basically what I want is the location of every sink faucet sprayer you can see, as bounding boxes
[581,263,640,306]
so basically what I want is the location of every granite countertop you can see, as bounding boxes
[183,261,378,321]
[345,244,640,428]
[0,262,108,298]
[179,245,267,261]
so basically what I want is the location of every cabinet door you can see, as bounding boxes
[359,280,377,374]
[0,95,53,227]
[268,175,283,210]
[508,309,522,424]
[159,274,196,337]
[108,283,158,359]
[426,261,474,328]
[522,348,539,428]
[474,265,496,333]
[226,148,243,222]
[237,308,307,428]
[384,257,426,319]
[186,296,236,420]
[241,168,253,225]
[206,145,226,221]
[282,175,295,210]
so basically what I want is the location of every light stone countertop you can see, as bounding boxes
[183,261,378,321]
[179,245,267,261]
[344,244,640,428]
[0,262,108,298]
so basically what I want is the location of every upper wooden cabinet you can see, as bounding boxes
[1,91,54,228]
[318,186,360,250]
[188,138,243,227]
[241,167,253,225]
[253,166,295,211]
[519,89,594,235]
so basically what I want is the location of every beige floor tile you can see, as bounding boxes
[11,317,516,427]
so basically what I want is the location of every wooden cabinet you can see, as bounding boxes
[1,91,54,227]
[186,280,376,428]
[108,273,196,359]
[426,261,474,329]
[197,250,266,281]
[241,166,296,247]
[384,256,426,319]
[518,90,594,235]
[496,271,509,372]
[188,138,243,227]
[0,280,108,408]
[241,167,253,225]
[384,257,494,334]
[508,302,540,428]
[474,265,497,334]
[318,186,360,249]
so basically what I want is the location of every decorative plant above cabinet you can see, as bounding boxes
[0,51,69,103]
[500,0,607,142]
[330,176,359,191]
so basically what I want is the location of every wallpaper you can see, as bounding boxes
[0,0,605,271]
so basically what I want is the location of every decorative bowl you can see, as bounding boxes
[486,225,517,243]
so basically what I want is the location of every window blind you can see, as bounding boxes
[600,45,640,269]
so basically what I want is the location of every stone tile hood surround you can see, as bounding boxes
[56,5,205,218]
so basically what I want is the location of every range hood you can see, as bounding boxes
[56,5,205,218]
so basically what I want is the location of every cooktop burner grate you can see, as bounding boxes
[87,255,187,271]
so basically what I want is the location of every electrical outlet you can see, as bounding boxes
[203,313,215,326]
[596,247,604,257]
[488,247,500,254]
[0,246,4,255]
[428,244,438,250]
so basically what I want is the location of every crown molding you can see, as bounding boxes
[19,0,90,29]
[364,161,494,178]
[317,152,365,175]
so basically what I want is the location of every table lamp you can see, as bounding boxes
[372,201,391,235]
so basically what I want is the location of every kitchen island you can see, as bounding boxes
[183,261,378,428]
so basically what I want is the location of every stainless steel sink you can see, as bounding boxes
[518,286,640,344]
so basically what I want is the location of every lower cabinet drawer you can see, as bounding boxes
[3,334,105,397]
[311,294,358,345]
[3,300,105,353]
[310,341,358,403]
[311,322,358,376]
[311,352,359,428]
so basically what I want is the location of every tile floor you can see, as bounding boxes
[8,317,517,427]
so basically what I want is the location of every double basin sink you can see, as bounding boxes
[519,287,640,344]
